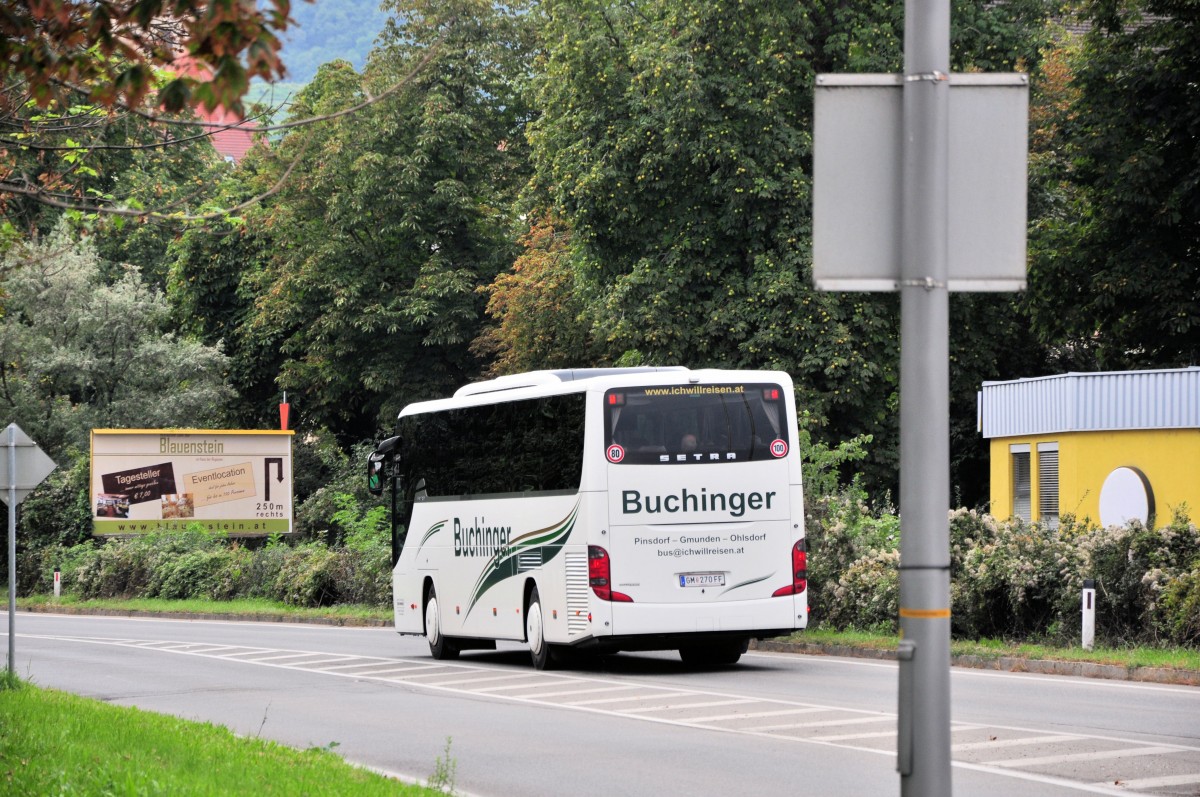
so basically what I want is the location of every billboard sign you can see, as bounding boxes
[90,430,293,536]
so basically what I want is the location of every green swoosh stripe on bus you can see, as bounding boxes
[464,503,579,618]
[418,520,446,554]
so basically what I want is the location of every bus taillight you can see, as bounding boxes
[772,540,808,596]
[589,545,633,602]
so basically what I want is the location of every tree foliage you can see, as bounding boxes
[517,0,1054,497]
[0,219,234,458]
[472,213,598,375]
[0,0,295,115]
[1027,1,1200,368]
[10,0,1199,523]
[195,0,535,438]
[0,1,307,227]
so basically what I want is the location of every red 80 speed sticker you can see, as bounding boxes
[770,439,789,458]
[606,444,625,463]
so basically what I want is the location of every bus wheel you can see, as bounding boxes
[526,587,555,670]
[679,638,748,667]
[425,586,459,660]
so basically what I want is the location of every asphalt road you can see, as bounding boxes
[8,612,1200,796]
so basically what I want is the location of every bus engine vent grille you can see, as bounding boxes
[566,551,589,635]
[518,550,542,572]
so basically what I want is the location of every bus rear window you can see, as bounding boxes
[603,384,789,465]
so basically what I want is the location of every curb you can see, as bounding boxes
[18,604,392,628]
[751,639,1200,687]
[21,606,1200,686]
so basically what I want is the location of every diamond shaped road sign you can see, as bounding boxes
[1,423,57,507]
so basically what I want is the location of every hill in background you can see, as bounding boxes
[246,0,390,122]
[279,0,390,83]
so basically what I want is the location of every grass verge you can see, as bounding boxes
[794,627,1200,672]
[0,674,441,796]
[19,594,392,624]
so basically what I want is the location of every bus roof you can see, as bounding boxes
[453,367,688,398]
[395,367,794,420]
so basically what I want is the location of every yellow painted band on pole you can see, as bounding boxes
[899,607,951,619]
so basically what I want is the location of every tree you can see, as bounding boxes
[520,0,1055,498]
[0,0,295,114]
[472,213,599,375]
[1026,2,1200,369]
[166,206,282,428]
[221,0,534,439]
[0,0,305,229]
[0,218,235,458]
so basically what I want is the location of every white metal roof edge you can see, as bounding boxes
[978,367,1200,438]
[981,365,1200,387]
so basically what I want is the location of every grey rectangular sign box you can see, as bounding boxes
[813,73,1029,291]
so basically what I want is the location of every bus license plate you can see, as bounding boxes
[680,573,725,588]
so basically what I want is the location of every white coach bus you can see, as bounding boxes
[367,368,808,669]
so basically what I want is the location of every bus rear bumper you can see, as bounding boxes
[575,595,804,653]
[569,628,794,656]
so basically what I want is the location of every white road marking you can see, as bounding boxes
[565,690,688,706]
[988,746,1180,768]
[757,715,894,731]
[747,650,1200,697]
[510,685,629,698]
[953,734,1081,752]
[622,698,753,715]
[423,672,540,687]
[1101,772,1200,789]
[469,680,582,694]
[683,706,829,723]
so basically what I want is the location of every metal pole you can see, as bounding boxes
[1082,579,1096,651]
[7,424,16,675]
[898,0,953,794]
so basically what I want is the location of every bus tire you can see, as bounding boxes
[526,586,555,670]
[679,638,748,667]
[425,586,459,660]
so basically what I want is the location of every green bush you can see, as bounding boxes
[41,531,391,609]
[10,427,1199,650]
[804,483,898,629]
[1077,511,1200,645]
[14,450,93,551]
[272,544,342,607]
[1159,568,1200,644]
[152,547,252,600]
[953,519,1084,643]
[74,537,154,599]
[823,550,900,632]
[293,443,386,542]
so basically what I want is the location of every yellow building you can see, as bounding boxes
[978,368,1200,528]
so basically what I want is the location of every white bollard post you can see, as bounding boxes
[53,569,61,599]
[1081,579,1096,651]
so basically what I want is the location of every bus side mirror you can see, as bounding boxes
[367,435,401,496]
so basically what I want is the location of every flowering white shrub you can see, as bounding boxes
[807,493,1199,646]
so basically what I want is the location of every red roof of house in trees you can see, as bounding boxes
[171,54,258,162]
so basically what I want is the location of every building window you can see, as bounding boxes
[1011,444,1031,522]
[1037,442,1059,528]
